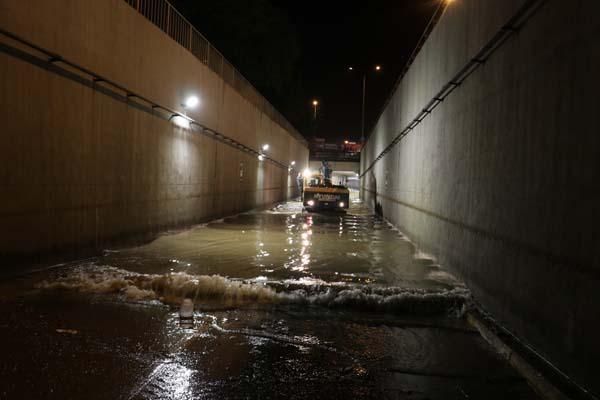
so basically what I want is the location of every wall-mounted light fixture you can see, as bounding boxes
[170,114,190,129]
[291,161,296,166]
[262,144,270,151]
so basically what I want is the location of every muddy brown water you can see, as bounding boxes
[0,199,539,399]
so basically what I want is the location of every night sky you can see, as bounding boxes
[172,0,439,141]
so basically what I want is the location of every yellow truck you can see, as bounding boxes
[302,170,349,211]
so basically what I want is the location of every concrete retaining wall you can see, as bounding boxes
[0,0,308,258]
[361,0,600,394]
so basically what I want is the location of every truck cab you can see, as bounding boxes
[302,171,350,211]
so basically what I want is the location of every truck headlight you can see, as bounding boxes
[307,200,314,206]
[339,202,345,208]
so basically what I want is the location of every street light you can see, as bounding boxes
[183,95,199,109]
[348,65,382,142]
[311,99,319,120]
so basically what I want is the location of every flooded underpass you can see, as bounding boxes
[0,199,539,399]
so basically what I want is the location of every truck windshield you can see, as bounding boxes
[308,177,322,186]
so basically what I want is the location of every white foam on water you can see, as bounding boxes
[37,265,470,315]
[124,285,156,300]
[37,266,281,305]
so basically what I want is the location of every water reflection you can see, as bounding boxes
[94,200,457,289]
[0,198,540,399]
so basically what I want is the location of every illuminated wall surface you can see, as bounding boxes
[0,0,308,256]
[361,0,600,394]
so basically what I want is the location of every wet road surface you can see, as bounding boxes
[0,199,539,399]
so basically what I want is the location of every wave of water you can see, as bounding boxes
[36,265,470,315]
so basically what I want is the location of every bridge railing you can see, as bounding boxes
[123,0,306,145]
[309,152,361,162]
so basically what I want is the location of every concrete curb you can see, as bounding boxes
[467,312,573,400]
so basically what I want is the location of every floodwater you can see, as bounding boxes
[0,198,538,399]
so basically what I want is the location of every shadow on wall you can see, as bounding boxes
[369,171,383,217]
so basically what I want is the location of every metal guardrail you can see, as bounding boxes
[0,28,298,172]
[123,0,306,146]
[360,0,547,178]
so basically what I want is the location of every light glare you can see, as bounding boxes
[171,115,190,129]
[184,95,199,109]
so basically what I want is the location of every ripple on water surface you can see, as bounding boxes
[37,201,467,316]
[1,201,541,400]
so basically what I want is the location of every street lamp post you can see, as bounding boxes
[361,74,366,143]
[349,65,381,143]
[310,99,320,139]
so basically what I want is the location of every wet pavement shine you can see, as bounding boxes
[0,199,539,399]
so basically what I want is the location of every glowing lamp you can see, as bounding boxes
[184,95,199,109]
